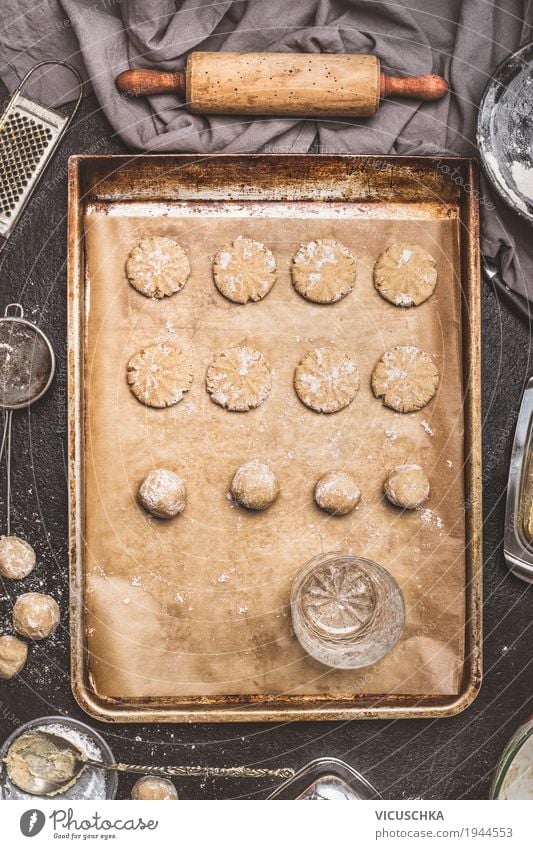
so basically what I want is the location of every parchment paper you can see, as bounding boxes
[83,202,465,700]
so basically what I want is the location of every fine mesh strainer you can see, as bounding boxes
[0,304,55,535]
[0,61,83,246]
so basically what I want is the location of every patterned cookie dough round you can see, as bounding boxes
[384,464,430,509]
[0,635,28,679]
[0,536,36,580]
[13,593,60,640]
[126,237,190,299]
[127,343,193,408]
[132,777,178,800]
[374,243,437,307]
[206,347,272,411]
[291,239,357,304]
[231,460,280,510]
[294,347,359,413]
[138,469,186,519]
[213,236,276,304]
[314,471,361,515]
[371,346,439,413]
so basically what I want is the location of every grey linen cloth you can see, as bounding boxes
[1,0,533,299]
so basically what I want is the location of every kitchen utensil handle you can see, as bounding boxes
[116,68,186,97]
[491,277,531,325]
[380,72,448,101]
[0,410,13,535]
[86,759,295,780]
[0,307,19,536]
[482,255,532,326]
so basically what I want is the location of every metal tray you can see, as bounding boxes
[68,154,482,722]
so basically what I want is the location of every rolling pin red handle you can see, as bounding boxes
[380,72,448,101]
[116,68,186,97]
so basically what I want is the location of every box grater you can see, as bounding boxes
[0,61,83,244]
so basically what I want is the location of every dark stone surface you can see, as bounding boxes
[0,89,531,801]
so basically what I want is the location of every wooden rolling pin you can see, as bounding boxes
[116,52,448,118]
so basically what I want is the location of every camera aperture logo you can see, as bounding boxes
[20,809,46,837]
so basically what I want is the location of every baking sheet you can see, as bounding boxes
[82,201,466,701]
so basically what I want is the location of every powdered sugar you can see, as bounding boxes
[418,507,444,530]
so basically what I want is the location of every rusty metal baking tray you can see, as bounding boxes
[68,154,482,722]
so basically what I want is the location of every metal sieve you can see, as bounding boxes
[0,304,55,534]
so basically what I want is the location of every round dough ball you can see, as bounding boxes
[294,347,359,413]
[230,460,280,510]
[206,347,272,411]
[371,345,439,413]
[126,237,190,299]
[138,469,186,519]
[131,776,178,800]
[13,593,60,641]
[291,239,356,304]
[0,536,36,580]
[127,343,193,408]
[0,635,28,679]
[314,471,361,515]
[213,236,276,304]
[374,243,437,307]
[384,464,430,509]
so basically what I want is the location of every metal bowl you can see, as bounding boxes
[0,716,117,800]
[478,41,533,222]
